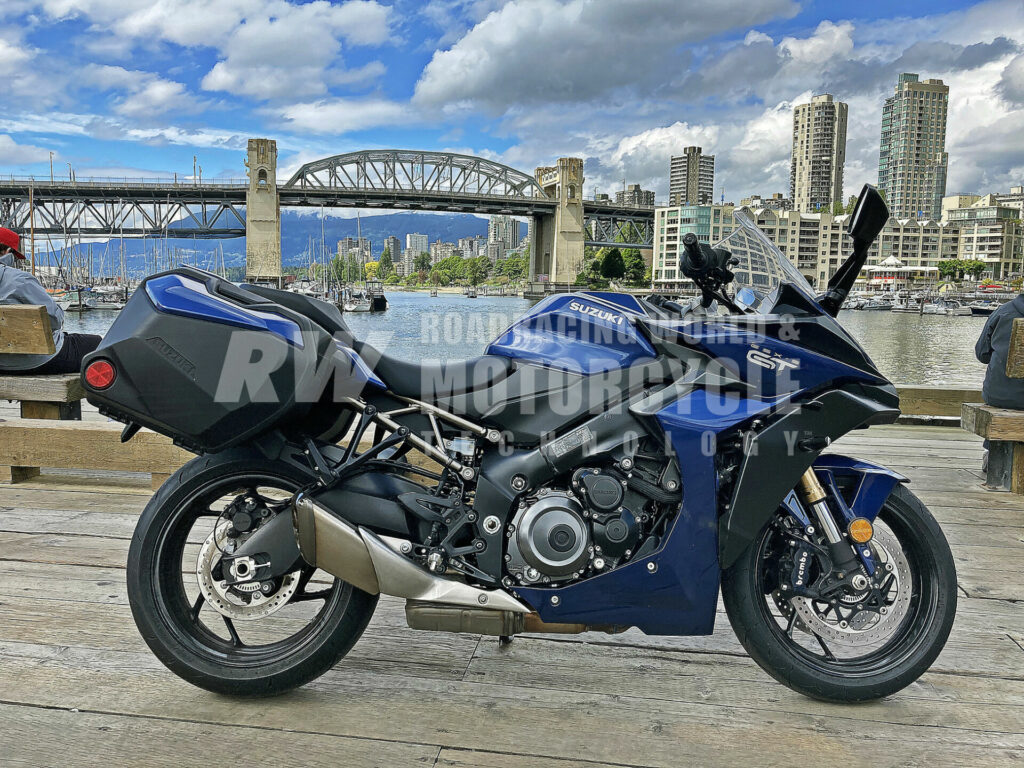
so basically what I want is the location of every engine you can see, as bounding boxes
[504,455,680,587]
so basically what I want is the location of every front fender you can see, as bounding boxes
[718,383,899,568]
[811,454,906,522]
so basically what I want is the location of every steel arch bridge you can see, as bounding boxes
[0,149,653,249]
[285,150,547,200]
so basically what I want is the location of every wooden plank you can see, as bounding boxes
[0,703,439,768]
[963,403,1024,441]
[0,418,192,476]
[1007,317,1024,378]
[0,305,55,355]
[896,384,983,418]
[0,372,82,403]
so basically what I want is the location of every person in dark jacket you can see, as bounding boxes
[975,294,1024,408]
[0,228,102,374]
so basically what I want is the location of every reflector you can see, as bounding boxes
[85,360,116,390]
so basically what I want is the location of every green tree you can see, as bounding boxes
[962,259,987,280]
[379,248,394,278]
[466,256,487,286]
[623,250,645,284]
[937,259,962,280]
[363,261,379,280]
[831,201,845,215]
[414,252,432,272]
[600,247,625,280]
[844,195,859,214]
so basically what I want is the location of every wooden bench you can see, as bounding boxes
[0,305,84,419]
[962,316,1024,492]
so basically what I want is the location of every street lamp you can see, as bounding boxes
[67,162,73,183]
[49,152,54,184]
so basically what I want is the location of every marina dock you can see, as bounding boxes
[1,422,1021,767]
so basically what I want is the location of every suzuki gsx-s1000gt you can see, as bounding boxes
[83,185,955,702]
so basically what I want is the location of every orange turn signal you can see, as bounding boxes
[847,517,874,544]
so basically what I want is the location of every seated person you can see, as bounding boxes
[975,292,1024,409]
[0,228,102,375]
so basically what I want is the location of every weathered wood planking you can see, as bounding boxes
[895,384,983,418]
[0,423,1022,768]
[0,304,56,355]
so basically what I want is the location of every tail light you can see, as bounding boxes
[84,359,116,390]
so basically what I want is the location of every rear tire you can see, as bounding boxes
[127,449,377,696]
[722,484,956,702]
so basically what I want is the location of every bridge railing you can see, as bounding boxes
[0,176,250,188]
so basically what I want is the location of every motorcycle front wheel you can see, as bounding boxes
[127,449,377,696]
[721,483,957,702]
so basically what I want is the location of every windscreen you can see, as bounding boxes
[715,209,819,312]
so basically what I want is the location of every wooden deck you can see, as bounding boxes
[1,424,1022,767]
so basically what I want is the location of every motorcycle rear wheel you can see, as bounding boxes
[127,449,377,696]
[721,484,956,702]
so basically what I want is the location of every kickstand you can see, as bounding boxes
[498,635,514,647]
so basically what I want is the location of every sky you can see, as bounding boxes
[2,0,1024,206]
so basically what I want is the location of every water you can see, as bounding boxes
[62,292,989,387]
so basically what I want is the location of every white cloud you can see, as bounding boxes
[414,0,798,110]
[82,65,202,117]
[998,53,1024,104]
[0,135,52,164]
[275,97,412,134]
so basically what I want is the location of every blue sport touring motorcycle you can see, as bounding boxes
[83,185,956,702]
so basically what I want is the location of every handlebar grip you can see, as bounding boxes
[682,233,706,270]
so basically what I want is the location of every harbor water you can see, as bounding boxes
[62,292,990,387]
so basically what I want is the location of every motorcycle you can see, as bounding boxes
[82,185,956,702]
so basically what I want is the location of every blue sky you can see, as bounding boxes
[2,0,1023,203]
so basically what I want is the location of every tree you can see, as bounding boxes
[962,259,987,280]
[600,247,625,280]
[379,248,394,278]
[937,259,962,280]
[623,250,645,284]
[414,252,432,272]
[466,256,487,286]
[363,261,379,280]
[843,195,859,214]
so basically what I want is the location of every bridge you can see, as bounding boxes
[0,141,654,283]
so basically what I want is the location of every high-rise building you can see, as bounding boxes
[669,147,714,206]
[790,94,848,212]
[878,73,949,220]
[337,237,371,263]
[615,183,655,206]
[488,215,520,250]
[406,233,429,256]
[383,235,402,263]
[740,193,792,211]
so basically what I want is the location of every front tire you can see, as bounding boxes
[722,484,956,702]
[127,449,377,696]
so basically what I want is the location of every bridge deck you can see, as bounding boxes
[1,424,1021,767]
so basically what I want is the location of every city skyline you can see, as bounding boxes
[0,2,1022,209]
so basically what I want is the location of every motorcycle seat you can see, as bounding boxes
[354,342,514,402]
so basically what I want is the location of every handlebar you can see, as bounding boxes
[681,233,706,272]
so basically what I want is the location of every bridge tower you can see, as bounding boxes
[245,138,282,285]
[531,158,585,283]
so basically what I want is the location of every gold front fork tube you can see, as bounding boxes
[797,468,827,505]
[797,468,843,544]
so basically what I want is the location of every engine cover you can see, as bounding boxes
[507,491,590,584]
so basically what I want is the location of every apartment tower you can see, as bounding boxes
[790,94,848,212]
[878,73,949,220]
[669,146,715,205]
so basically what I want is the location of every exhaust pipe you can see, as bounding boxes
[293,495,529,613]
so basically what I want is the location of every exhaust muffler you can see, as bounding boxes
[292,494,529,613]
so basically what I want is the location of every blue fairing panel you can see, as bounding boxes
[579,291,648,315]
[518,388,783,635]
[145,274,305,348]
[335,341,385,390]
[486,293,656,374]
[813,454,906,522]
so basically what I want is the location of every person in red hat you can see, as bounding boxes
[0,227,102,374]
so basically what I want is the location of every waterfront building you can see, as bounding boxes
[668,147,714,205]
[430,239,457,263]
[486,241,505,262]
[488,215,520,251]
[941,194,981,221]
[652,204,960,290]
[406,233,429,256]
[593,192,611,202]
[945,197,1024,279]
[402,247,420,275]
[790,94,848,213]
[992,185,1024,217]
[878,73,949,220]
[459,235,486,259]
[739,193,792,211]
[615,184,655,206]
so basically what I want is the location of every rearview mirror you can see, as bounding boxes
[848,184,889,252]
